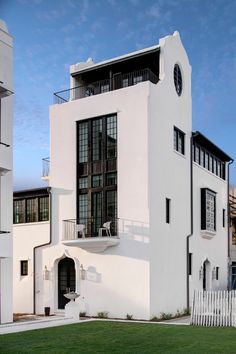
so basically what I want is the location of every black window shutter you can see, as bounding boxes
[201,189,206,230]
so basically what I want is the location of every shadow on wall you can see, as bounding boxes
[105,217,150,261]
[86,266,102,283]
[51,187,74,245]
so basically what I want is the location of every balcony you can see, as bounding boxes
[54,68,158,104]
[62,218,119,252]
[42,157,50,180]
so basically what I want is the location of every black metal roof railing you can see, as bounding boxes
[54,68,158,104]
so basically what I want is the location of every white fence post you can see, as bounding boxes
[191,289,236,327]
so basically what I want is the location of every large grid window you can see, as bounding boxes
[107,115,117,159]
[193,143,226,180]
[13,196,49,224]
[77,114,117,237]
[78,122,88,163]
[174,127,185,155]
[201,188,216,232]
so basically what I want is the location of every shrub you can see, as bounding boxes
[182,308,190,316]
[126,314,133,320]
[79,311,86,317]
[150,316,159,322]
[97,311,109,319]
[160,312,172,320]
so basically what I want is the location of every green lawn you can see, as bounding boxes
[1,321,236,354]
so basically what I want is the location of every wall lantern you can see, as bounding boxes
[199,266,203,280]
[80,264,86,280]
[44,265,50,280]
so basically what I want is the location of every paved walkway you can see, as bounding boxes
[0,315,190,335]
[0,315,92,334]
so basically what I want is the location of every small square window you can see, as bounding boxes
[20,260,28,276]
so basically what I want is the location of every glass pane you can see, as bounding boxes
[107,115,117,159]
[92,119,102,161]
[92,175,102,188]
[14,199,25,224]
[79,177,88,189]
[106,190,117,234]
[101,84,110,93]
[79,122,88,163]
[92,192,102,235]
[173,129,177,151]
[39,197,49,221]
[26,198,38,222]
[106,172,117,186]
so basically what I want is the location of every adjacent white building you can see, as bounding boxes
[13,32,232,319]
[0,20,13,324]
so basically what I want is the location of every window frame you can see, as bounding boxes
[173,126,185,155]
[201,188,216,232]
[20,260,28,276]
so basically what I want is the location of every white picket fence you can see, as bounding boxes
[191,290,236,327]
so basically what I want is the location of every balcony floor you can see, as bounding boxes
[62,236,120,252]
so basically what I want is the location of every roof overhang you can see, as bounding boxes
[70,45,160,77]
[192,131,233,162]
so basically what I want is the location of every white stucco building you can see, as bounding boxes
[0,20,13,324]
[13,32,232,319]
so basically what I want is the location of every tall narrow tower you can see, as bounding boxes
[0,20,13,324]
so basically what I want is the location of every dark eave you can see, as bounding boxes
[192,131,233,162]
[71,46,160,77]
[14,187,50,199]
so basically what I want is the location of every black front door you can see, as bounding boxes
[58,258,75,309]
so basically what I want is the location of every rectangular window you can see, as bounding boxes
[78,121,88,163]
[26,198,38,222]
[204,152,209,169]
[122,78,129,87]
[201,188,216,232]
[13,199,26,224]
[77,115,117,237]
[188,253,192,275]
[92,119,102,161]
[133,75,143,84]
[100,84,110,93]
[20,260,28,276]
[200,149,204,167]
[223,209,226,228]
[166,198,171,224]
[216,267,219,280]
[39,196,49,221]
[106,115,117,159]
[173,127,185,155]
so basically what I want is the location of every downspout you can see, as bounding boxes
[227,159,234,290]
[186,133,198,310]
[33,187,52,314]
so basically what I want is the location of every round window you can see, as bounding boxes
[173,64,182,96]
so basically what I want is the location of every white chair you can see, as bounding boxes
[98,221,112,237]
[76,224,85,238]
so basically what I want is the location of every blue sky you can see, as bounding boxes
[1,0,236,189]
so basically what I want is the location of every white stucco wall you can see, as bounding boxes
[149,32,192,316]
[189,164,228,301]
[45,83,151,319]
[13,222,50,313]
[0,20,13,324]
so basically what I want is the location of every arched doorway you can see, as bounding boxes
[203,259,211,291]
[58,257,75,309]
